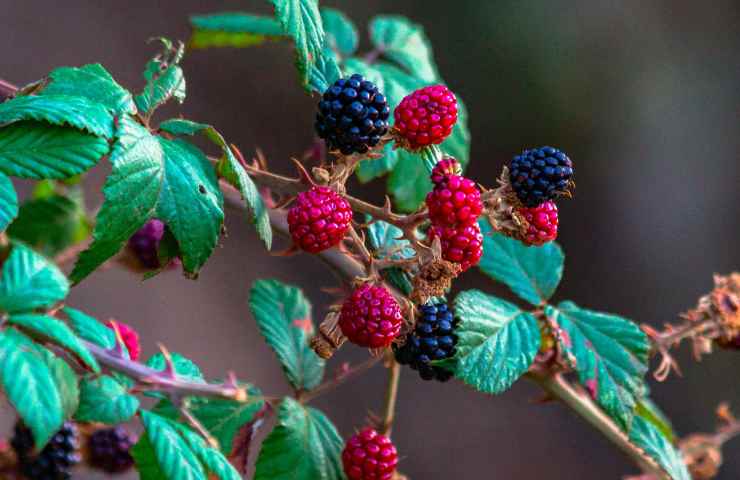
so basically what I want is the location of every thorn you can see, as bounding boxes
[157,343,177,379]
[291,158,317,186]
[254,148,268,170]
[272,196,295,210]
[108,320,128,359]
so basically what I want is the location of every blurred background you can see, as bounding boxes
[2,0,740,478]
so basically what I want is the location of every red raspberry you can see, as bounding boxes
[430,157,462,184]
[426,174,482,228]
[430,223,484,272]
[393,85,458,149]
[339,283,403,348]
[105,320,141,361]
[288,186,353,253]
[517,201,558,246]
[342,428,398,480]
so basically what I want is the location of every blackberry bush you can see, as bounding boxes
[0,4,733,480]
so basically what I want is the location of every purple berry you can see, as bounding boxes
[127,219,165,268]
[88,426,135,474]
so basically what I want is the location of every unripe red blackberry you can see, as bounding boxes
[88,426,135,474]
[517,200,558,246]
[430,157,462,184]
[12,421,80,480]
[105,320,141,361]
[425,173,482,228]
[316,74,390,155]
[394,85,458,149]
[342,428,398,480]
[510,146,574,207]
[127,219,166,269]
[287,186,353,253]
[429,223,484,272]
[339,283,403,348]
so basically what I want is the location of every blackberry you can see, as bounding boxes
[127,219,166,269]
[315,74,390,155]
[393,302,459,382]
[509,146,574,207]
[12,421,80,480]
[88,426,135,474]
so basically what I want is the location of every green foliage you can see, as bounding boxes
[62,306,118,351]
[269,0,326,88]
[307,46,342,94]
[75,375,139,424]
[177,426,242,480]
[369,15,439,82]
[8,192,90,257]
[442,290,540,394]
[321,8,358,57]
[147,351,206,384]
[42,63,137,116]
[636,397,676,443]
[0,94,114,138]
[478,219,564,306]
[629,416,691,480]
[0,242,68,314]
[135,40,186,116]
[189,13,283,49]
[249,280,324,391]
[547,301,650,431]
[0,172,18,231]
[366,217,414,295]
[0,122,108,180]
[254,397,344,480]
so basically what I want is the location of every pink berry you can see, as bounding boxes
[339,284,403,348]
[425,173,482,228]
[288,186,353,253]
[429,223,484,272]
[393,85,458,149]
[342,428,398,480]
[517,201,558,246]
[105,320,141,361]
[430,157,462,184]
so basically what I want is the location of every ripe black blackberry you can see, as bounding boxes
[509,146,574,207]
[393,302,459,382]
[88,425,135,474]
[315,74,390,155]
[12,421,80,480]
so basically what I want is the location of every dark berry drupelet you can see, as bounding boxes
[12,421,80,480]
[509,146,574,207]
[393,302,459,382]
[88,426,135,474]
[315,74,390,155]
[127,219,165,269]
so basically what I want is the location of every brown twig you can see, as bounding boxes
[299,356,382,403]
[381,357,401,437]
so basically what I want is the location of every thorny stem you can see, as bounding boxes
[381,358,401,437]
[299,356,382,403]
[528,371,666,479]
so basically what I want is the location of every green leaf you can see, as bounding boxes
[72,115,225,282]
[420,145,444,174]
[249,280,324,391]
[387,149,431,212]
[629,416,691,480]
[39,347,80,419]
[547,301,650,431]
[320,8,358,57]
[135,41,186,115]
[147,352,205,383]
[70,116,161,282]
[308,47,342,94]
[0,172,17,231]
[8,193,89,257]
[159,118,210,136]
[0,94,114,138]
[369,15,438,82]
[478,219,564,306]
[442,290,540,394]
[636,398,676,443]
[366,217,414,295]
[8,313,99,372]
[42,64,136,116]
[75,375,139,424]
[254,398,343,480]
[0,242,68,314]
[177,426,242,480]
[134,410,206,480]
[269,0,326,88]
[0,331,63,448]
[62,306,117,350]
[189,13,284,49]
[0,122,109,179]
[440,97,471,168]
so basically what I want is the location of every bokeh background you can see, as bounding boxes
[2,1,740,478]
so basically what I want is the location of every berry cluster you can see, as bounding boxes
[342,428,398,480]
[394,301,459,381]
[339,283,403,348]
[88,426,135,474]
[393,84,458,149]
[316,74,390,155]
[288,186,353,253]
[509,146,574,246]
[12,422,80,480]
[425,157,483,271]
